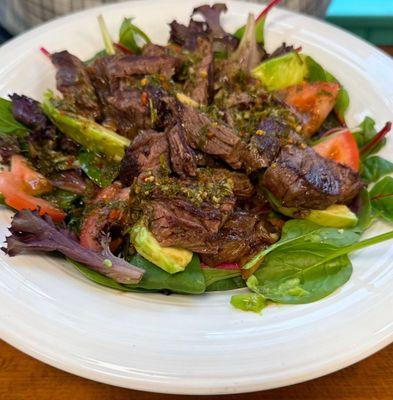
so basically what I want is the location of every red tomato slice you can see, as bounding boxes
[277,81,340,137]
[0,171,65,222]
[10,155,52,195]
[313,130,360,171]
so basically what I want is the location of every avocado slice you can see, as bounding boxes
[266,190,358,228]
[252,52,308,91]
[130,222,193,274]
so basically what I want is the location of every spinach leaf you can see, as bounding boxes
[249,230,393,304]
[244,219,360,271]
[119,18,150,53]
[234,17,265,44]
[361,156,393,183]
[206,276,246,292]
[0,98,29,136]
[78,151,119,188]
[202,268,241,287]
[352,189,372,233]
[305,56,349,121]
[353,117,386,157]
[369,176,393,222]
[126,254,205,294]
[230,293,266,313]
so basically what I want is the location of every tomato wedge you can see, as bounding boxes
[0,171,65,222]
[277,81,340,137]
[313,129,360,171]
[10,155,52,195]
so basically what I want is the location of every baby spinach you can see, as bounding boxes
[206,276,246,292]
[119,18,151,53]
[243,219,360,271]
[305,56,349,122]
[361,156,393,183]
[202,267,241,287]
[78,151,119,188]
[230,293,266,313]
[126,254,205,294]
[352,189,372,233]
[0,98,29,137]
[70,254,205,294]
[248,230,393,304]
[369,176,393,222]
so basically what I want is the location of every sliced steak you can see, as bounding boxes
[180,104,247,169]
[167,122,197,177]
[106,88,152,138]
[118,130,169,186]
[183,37,214,105]
[149,195,235,253]
[200,210,278,266]
[263,145,363,209]
[197,168,254,198]
[51,51,101,119]
[104,55,180,82]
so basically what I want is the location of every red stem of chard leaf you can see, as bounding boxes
[39,47,50,57]
[113,42,133,55]
[360,121,392,156]
[256,0,284,21]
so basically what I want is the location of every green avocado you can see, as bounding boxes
[266,191,358,228]
[252,51,308,91]
[130,222,193,274]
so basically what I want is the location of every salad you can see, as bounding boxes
[1,1,393,314]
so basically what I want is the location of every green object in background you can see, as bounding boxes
[326,0,393,45]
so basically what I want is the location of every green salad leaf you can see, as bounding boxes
[0,98,29,137]
[230,293,266,313]
[243,219,360,271]
[126,254,205,294]
[354,117,387,157]
[305,56,349,121]
[119,18,151,53]
[97,15,115,55]
[69,254,205,294]
[206,276,246,292]
[361,156,393,183]
[369,176,393,222]
[202,267,241,287]
[78,151,119,188]
[248,229,393,304]
[352,189,373,234]
[43,189,80,211]
[234,16,265,44]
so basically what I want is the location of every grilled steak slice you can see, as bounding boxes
[149,195,235,253]
[197,168,254,198]
[200,210,278,266]
[51,51,100,119]
[118,130,169,186]
[183,37,214,105]
[180,105,247,169]
[263,145,363,209]
[106,88,152,138]
[104,55,180,81]
[167,122,197,177]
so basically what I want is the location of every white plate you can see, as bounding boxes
[0,0,393,395]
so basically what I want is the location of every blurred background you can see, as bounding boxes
[0,0,392,55]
